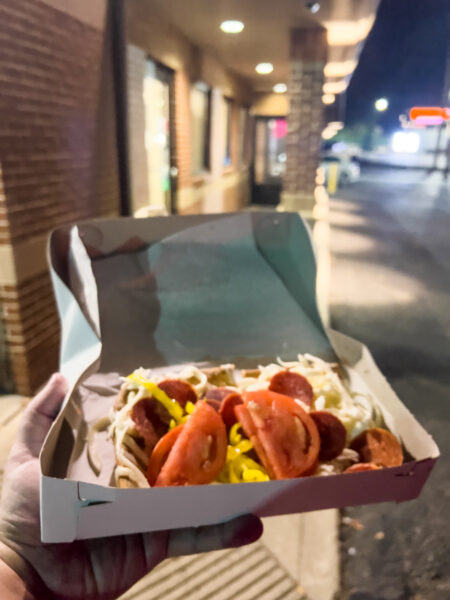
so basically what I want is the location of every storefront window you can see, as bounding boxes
[239,108,249,166]
[191,83,211,174]
[223,98,232,167]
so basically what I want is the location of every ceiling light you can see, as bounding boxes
[324,60,357,78]
[220,20,244,34]
[328,121,344,130]
[325,16,375,46]
[273,83,287,94]
[322,94,335,105]
[256,63,274,75]
[322,127,337,140]
[306,2,321,13]
[323,80,347,94]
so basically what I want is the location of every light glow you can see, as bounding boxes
[322,93,335,105]
[415,116,444,126]
[325,16,375,46]
[323,80,347,94]
[324,60,357,78]
[220,20,244,34]
[392,131,420,153]
[410,107,449,124]
[256,62,274,75]
[328,121,344,130]
[375,98,389,112]
[322,127,337,140]
[273,83,287,94]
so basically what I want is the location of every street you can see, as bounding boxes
[329,167,450,600]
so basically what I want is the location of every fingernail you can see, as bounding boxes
[227,514,263,548]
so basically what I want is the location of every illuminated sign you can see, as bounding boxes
[409,107,450,125]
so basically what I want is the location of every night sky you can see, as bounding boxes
[346,0,449,131]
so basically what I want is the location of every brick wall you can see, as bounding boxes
[283,27,327,207]
[0,275,59,394]
[0,0,120,395]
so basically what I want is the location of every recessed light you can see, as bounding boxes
[322,94,335,105]
[306,2,320,14]
[323,80,347,94]
[273,83,287,94]
[220,20,244,34]
[256,63,274,75]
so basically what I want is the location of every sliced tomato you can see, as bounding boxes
[219,393,243,428]
[234,403,274,478]
[350,427,403,468]
[268,371,314,407]
[238,390,320,479]
[146,424,184,486]
[345,462,381,474]
[154,401,227,486]
[204,398,221,412]
[310,411,347,462]
[157,379,197,408]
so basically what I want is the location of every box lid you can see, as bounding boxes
[49,212,335,382]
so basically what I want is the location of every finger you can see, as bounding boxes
[165,514,263,557]
[18,373,68,457]
[26,373,68,419]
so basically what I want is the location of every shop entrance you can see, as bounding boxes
[142,60,176,215]
[252,117,287,206]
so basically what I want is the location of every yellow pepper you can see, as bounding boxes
[219,422,269,483]
[126,373,184,423]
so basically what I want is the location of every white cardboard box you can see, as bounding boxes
[41,213,439,543]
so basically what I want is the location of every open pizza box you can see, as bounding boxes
[42,212,439,543]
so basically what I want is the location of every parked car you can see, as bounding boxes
[320,154,360,186]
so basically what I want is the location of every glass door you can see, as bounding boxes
[142,61,174,214]
[252,117,287,205]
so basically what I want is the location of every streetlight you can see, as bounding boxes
[375,98,389,112]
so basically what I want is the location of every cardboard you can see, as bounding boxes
[42,213,439,543]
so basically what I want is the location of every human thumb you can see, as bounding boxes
[17,373,68,458]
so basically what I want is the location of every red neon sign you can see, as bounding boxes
[410,107,449,125]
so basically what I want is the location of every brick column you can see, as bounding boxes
[282,27,327,213]
[0,0,120,395]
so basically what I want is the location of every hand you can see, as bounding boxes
[0,374,263,599]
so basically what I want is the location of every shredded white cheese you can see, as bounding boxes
[236,353,382,438]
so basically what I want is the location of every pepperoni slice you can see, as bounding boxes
[204,398,221,412]
[131,398,169,450]
[310,411,347,461]
[205,387,236,403]
[147,425,184,485]
[345,463,381,474]
[154,401,227,486]
[218,393,243,428]
[157,379,197,408]
[236,390,320,479]
[350,428,403,468]
[268,371,314,407]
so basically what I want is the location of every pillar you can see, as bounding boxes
[0,0,120,395]
[282,27,328,213]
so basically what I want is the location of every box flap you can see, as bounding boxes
[53,212,335,374]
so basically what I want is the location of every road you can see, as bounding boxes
[329,167,450,600]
